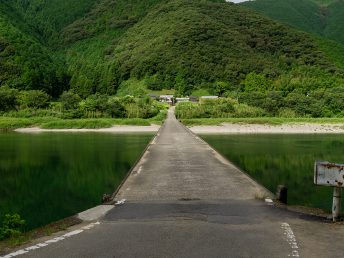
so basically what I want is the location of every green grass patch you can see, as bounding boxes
[0,116,167,130]
[191,89,211,97]
[40,118,152,129]
[180,117,344,126]
[148,89,175,96]
[40,119,113,129]
[0,117,56,130]
[148,109,168,125]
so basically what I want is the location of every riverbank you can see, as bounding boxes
[189,123,344,134]
[0,116,165,131]
[15,125,160,133]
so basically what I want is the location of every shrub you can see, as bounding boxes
[80,94,109,118]
[284,93,322,117]
[0,87,19,112]
[278,108,297,118]
[59,91,81,111]
[175,98,263,119]
[233,103,266,117]
[146,77,163,91]
[0,213,25,240]
[19,90,51,109]
[106,97,126,118]
[242,72,272,92]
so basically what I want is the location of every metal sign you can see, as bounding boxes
[314,161,344,188]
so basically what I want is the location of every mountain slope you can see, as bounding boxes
[110,0,340,94]
[0,0,343,97]
[323,1,344,44]
[4,0,99,44]
[242,0,344,45]
[0,2,68,96]
[242,0,325,35]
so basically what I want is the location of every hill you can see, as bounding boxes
[0,2,69,97]
[0,0,344,97]
[4,0,99,44]
[110,0,340,94]
[241,0,344,45]
[60,0,344,96]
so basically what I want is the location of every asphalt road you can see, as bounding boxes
[12,108,344,258]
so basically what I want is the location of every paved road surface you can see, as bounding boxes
[12,108,344,258]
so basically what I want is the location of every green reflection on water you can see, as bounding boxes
[0,132,153,230]
[201,134,344,211]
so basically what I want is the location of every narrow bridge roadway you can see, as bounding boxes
[18,109,344,258]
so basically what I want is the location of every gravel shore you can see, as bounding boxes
[189,123,344,134]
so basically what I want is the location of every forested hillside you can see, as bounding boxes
[0,2,68,97]
[110,0,341,95]
[5,0,99,44]
[242,0,344,45]
[0,0,344,99]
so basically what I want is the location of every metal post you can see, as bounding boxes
[276,185,288,204]
[332,187,342,222]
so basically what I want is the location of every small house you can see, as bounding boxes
[160,95,174,105]
[175,97,190,103]
[189,96,199,103]
[147,93,158,100]
[200,96,219,99]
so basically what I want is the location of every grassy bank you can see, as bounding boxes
[180,117,344,126]
[0,110,167,130]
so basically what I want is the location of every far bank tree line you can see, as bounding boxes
[0,87,164,119]
[175,86,344,120]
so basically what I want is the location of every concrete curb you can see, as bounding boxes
[77,205,114,221]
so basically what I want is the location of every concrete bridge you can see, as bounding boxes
[12,109,344,258]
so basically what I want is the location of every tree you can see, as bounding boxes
[59,91,81,111]
[175,73,187,97]
[0,87,18,112]
[242,72,272,92]
[106,98,126,118]
[214,81,232,97]
[19,90,51,109]
[146,76,163,91]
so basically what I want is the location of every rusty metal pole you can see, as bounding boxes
[332,187,341,222]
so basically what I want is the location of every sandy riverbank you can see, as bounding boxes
[189,123,344,134]
[15,125,160,133]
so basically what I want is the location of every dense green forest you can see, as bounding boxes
[242,0,344,44]
[1,0,344,118]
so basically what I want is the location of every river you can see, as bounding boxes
[202,134,344,211]
[0,132,153,230]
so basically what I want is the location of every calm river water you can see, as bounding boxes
[202,134,344,211]
[0,132,153,230]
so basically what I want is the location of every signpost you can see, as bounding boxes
[314,161,344,222]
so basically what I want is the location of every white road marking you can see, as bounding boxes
[62,229,83,238]
[2,249,28,257]
[133,166,142,176]
[115,199,126,206]
[265,198,274,205]
[25,246,40,251]
[1,222,100,258]
[45,237,65,243]
[281,222,300,257]
[36,243,48,247]
[81,224,95,230]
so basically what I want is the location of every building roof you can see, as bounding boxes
[201,96,219,99]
